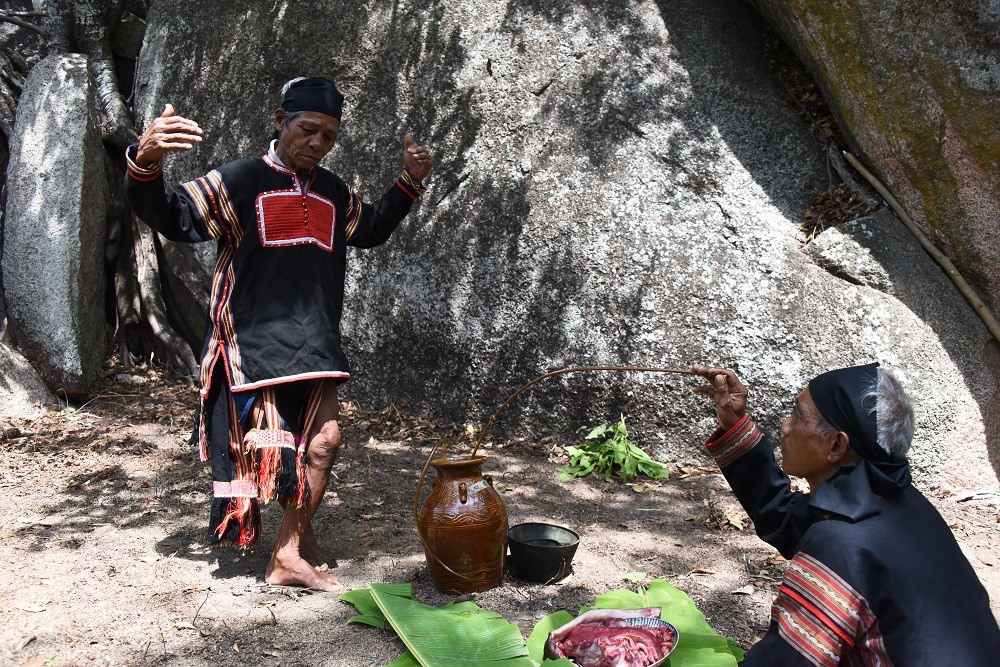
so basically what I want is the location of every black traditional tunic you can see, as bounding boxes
[126,142,423,543]
[706,415,1000,666]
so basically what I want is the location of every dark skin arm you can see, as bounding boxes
[690,366,748,430]
[401,132,432,182]
[135,103,203,168]
[690,365,814,557]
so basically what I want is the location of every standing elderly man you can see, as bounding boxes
[693,363,999,665]
[125,77,432,590]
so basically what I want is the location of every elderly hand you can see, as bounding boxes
[402,133,433,183]
[691,366,748,431]
[135,104,203,167]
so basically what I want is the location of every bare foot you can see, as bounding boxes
[300,526,322,565]
[265,552,341,592]
[300,523,338,569]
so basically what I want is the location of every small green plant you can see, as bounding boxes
[559,415,669,482]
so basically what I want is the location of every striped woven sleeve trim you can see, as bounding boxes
[179,170,241,241]
[125,145,162,182]
[772,552,889,667]
[394,169,427,201]
[704,414,763,467]
[344,190,364,241]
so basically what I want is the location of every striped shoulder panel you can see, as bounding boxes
[773,552,889,667]
[180,170,243,242]
[344,189,364,241]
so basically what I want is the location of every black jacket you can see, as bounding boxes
[706,415,1000,666]
[126,143,421,396]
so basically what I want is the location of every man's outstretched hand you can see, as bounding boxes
[135,104,203,167]
[691,366,748,431]
[402,133,433,182]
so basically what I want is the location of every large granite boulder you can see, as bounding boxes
[0,340,57,419]
[135,0,997,486]
[751,0,1000,315]
[2,54,109,396]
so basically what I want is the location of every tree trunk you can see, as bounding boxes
[112,209,198,374]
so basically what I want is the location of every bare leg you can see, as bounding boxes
[303,388,342,516]
[265,384,341,588]
[278,498,322,565]
[265,502,340,590]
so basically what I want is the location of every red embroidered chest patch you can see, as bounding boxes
[255,190,336,252]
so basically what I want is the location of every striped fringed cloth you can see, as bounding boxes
[214,382,325,546]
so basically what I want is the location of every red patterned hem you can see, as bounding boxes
[705,414,763,467]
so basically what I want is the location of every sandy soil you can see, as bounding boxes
[1,365,997,666]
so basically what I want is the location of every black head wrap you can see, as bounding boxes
[280,77,344,121]
[808,362,911,494]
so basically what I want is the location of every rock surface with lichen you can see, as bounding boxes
[134,0,998,486]
[752,0,1000,316]
[3,54,109,397]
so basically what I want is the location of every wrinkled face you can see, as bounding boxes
[275,110,339,171]
[780,388,841,480]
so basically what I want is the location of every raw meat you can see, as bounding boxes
[545,609,677,667]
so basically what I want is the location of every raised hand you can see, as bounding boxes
[135,104,203,167]
[691,366,749,430]
[402,133,433,182]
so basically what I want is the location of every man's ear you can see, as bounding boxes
[827,431,852,464]
[274,109,285,132]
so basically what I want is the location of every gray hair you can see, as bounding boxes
[271,109,304,141]
[270,78,308,140]
[281,76,306,96]
[281,111,304,127]
[812,367,914,458]
[865,368,914,458]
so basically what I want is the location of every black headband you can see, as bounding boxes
[280,77,344,121]
[808,362,883,461]
[808,362,910,493]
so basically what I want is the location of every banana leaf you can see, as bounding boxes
[368,583,534,667]
[525,610,573,663]
[385,652,421,667]
[338,588,393,629]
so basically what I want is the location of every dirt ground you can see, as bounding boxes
[1,364,998,666]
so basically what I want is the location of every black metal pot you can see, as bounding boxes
[507,522,579,583]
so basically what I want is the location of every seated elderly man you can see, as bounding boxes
[692,363,999,665]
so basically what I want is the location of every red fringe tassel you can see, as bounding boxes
[254,445,282,504]
[214,496,260,548]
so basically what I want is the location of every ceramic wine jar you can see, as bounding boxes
[417,456,507,593]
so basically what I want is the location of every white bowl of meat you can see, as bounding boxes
[543,607,679,667]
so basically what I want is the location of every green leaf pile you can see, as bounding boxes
[559,415,669,482]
